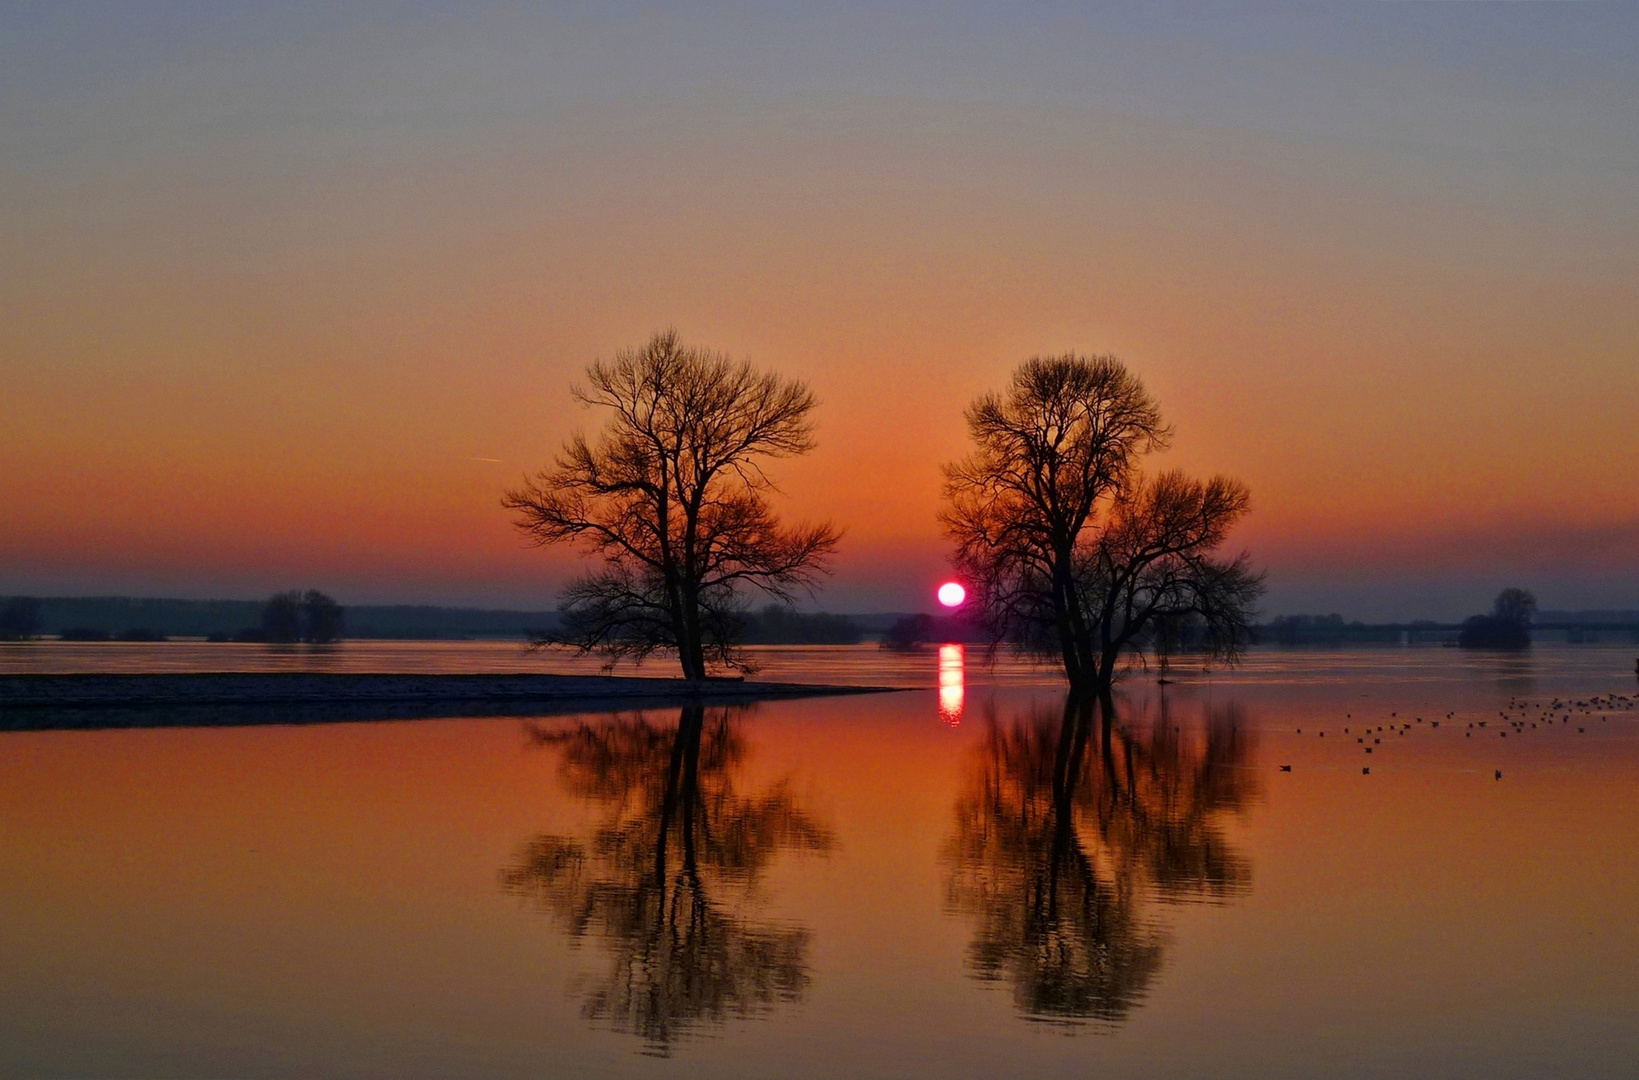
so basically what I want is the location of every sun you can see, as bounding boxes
[937,581,966,608]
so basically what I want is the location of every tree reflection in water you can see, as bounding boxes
[943,692,1258,1025]
[500,705,833,1055]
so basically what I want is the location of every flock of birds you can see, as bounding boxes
[1283,691,1637,778]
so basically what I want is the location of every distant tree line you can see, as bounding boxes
[1254,589,1546,648]
[0,591,345,644]
[880,612,987,650]
[0,597,42,641]
[2,595,174,642]
[2,597,571,640]
[736,605,862,645]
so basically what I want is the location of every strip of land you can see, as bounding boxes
[0,672,899,731]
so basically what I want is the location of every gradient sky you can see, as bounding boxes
[3,2,1637,620]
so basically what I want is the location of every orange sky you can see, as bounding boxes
[3,6,1637,618]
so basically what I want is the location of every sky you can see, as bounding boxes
[2,2,1637,621]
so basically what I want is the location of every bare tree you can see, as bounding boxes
[504,330,840,679]
[941,353,1261,695]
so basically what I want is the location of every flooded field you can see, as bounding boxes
[3,643,1637,1078]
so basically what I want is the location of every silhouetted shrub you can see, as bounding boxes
[116,628,168,642]
[60,627,112,642]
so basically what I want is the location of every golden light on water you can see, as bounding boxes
[938,643,965,726]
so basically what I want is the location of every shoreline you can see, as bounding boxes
[0,672,902,731]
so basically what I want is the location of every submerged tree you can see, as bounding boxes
[500,706,833,1053]
[941,353,1262,695]
[505,330,840,679]
[943,694,1256,1024]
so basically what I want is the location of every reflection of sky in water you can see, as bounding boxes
[938,644,964,725]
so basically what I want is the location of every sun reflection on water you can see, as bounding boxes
[938,643,965,725]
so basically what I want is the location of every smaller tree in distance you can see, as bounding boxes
[504,330,840,680]
[259,589,344,643]
[1458,587,1536,649]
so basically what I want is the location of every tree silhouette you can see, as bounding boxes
[941,353,1262,694]
[943,693,1256,1024]
[256,590,343,643]
[504,331,840,679]
[500,705,834,1054]
[1458,587,1537,649]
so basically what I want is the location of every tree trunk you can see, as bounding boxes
[1050,544,1087,689]
[670,591,705,681]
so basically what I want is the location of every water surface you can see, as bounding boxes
[3,643,1637,1077]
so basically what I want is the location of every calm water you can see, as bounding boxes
[3,642,1638,1078]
